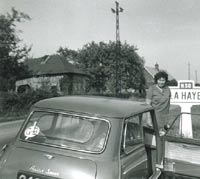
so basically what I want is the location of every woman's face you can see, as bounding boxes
[157,77,166,88]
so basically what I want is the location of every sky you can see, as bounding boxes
[1,0,200,81]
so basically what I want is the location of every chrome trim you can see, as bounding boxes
[19,110,111,154]
[149,169,161,179]
[123,120,128,150]
[1,144,8,152]
[123,158,147,175]
[44,154,54,160]
[122,114,144,154]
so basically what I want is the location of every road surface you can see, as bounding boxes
[0,120,23,149]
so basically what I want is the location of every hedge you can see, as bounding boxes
[0,89,60,117]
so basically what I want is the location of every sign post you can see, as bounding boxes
[170,80,200,138]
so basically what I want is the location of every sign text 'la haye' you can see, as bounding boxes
[171,81,200,102]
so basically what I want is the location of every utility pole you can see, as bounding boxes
[195,70,198,83]
[111,1,123,96]
[188,62,190,80]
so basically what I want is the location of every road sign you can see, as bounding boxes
[170,80,200,137]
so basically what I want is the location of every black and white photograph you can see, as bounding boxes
[1,0,200,178]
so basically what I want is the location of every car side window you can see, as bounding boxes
[142,111,153,128]
[123,115,143,153]
[142,111,157,148]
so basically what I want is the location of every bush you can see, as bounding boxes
[0,89,61,117]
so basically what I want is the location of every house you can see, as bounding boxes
[144,63,176,88]
[15,54,90,95]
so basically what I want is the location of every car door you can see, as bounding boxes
[120,113,149,179]
[162,113,200,178]
[142,111,158,176]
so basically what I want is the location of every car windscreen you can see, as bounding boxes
[20,111,110,153]
[166,113,200,140]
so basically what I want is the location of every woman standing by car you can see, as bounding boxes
[146,71,171,131]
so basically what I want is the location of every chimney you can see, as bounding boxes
[155,63,159,71]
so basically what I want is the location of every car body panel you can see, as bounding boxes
[33,96,153,119]
[0,96,159,179]
[0,145,96,179]
[121,144,148,179]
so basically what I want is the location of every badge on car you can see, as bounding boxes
[24,122,40,140]
[43,154,54,160]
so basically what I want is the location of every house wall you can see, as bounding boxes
[60,75,88,95]
[16,74,88,95]
[16,76,63,92]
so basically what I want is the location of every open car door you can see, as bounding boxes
[155,113,200,179]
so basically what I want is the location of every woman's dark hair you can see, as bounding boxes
[154,71,168,84]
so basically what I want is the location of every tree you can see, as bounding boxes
[77,41,110,93]
[0,8,31,91]
[119,42,146,92]
[167,79,178,86]
[77,41,145,94]
[57,47,79,65]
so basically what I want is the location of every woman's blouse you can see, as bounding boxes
[146,84,171,114]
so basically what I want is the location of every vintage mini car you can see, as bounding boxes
[150,112,200,179]
[0,96,162,179]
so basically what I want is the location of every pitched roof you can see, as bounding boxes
[145,66,175,81]
[25,54,87,76]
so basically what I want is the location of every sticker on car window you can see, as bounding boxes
[24,122,40,140]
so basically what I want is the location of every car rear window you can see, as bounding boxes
[20,111,110,153]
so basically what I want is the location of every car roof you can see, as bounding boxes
[33,96,153,119]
